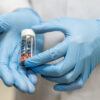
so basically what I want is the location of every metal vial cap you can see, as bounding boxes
[21,29,35,37]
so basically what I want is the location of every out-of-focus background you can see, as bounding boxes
[0,76,59,100]
[0,81,15,100]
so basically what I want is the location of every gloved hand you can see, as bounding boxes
[0,8,43,93]
[25,17,100,91]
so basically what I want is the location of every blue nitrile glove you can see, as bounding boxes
[25,17,100,91]
[0,8,43,93]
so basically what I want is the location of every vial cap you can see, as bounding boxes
[21,29,35,37]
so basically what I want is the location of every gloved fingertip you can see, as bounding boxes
[25,58,35,68]
[32,25,40,30]
[31,76,37,85]
[2,76,14,87]
[32,22,57,33]
[14,70,36,93]
[25,57,41,68]
[24,75,36,94]
[27,83,36,94]
[13,74,29,93]
[32,23,46,33]
[0,70,14,86]
[27,71,38,85]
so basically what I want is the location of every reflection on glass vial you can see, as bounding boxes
[20,29,36,65]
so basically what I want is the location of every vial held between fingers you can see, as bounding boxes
[20,29,36,65]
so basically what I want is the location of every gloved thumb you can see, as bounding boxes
[32,20,67,34]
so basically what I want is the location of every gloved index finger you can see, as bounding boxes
[25,38,70,68]
[32,19,67,35]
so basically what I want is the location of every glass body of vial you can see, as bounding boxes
[20,29,36,65]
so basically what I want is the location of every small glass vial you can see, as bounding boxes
[20,29,36,65]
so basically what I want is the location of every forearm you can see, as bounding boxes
[0,0,31,13]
